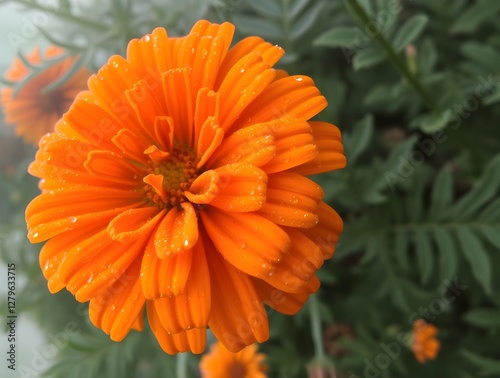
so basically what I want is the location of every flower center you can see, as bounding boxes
[228,362,246,378]
[143,147,198,209]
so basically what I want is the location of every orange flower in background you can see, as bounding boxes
[412,319,440,363]
[200,342,267,378]
[1,46,90,145]
[26,20,346,354]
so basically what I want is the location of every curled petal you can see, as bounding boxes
[153,203,199,258]
[258,172,323,228]
[147,301,206,354]
[292,122,346,175]
[107,207,164,243]
[201,208,289,278]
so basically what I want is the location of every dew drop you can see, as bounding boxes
[110,305,116,311]
[68,216,77,223]
[32,232,39,239]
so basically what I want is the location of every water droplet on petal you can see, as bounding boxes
[110,305,116,311]
[68,216,77,223]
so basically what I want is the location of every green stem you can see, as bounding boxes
[176,352,188,378]
[310,294,326,361]
[13,0,108,31]
[346,0,439,114]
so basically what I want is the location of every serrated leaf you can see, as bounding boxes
[476,225,500,249]
[452,155,500,221]
[455,228,492,294]
[450,0,500,34]
[292,1,325,39]
[434,229,458,281]
[464,308,500,328]
[353,45,386,70]
[314,26,360,48]
[345,114,373,163]
[428,167,453,220]
[461,43,500,73]
[415,231,433,284]
[392,14,429,52]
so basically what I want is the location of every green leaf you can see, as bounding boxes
[455,228,492,295]
[428,167,454,220]
[484,87,500,106]
[246,0,282,18]
[344,114,373,163]
[464,308,500,328]
[415,231,434,284]
[450,0,500,34]
[434,229,458,281]
[476,225,500,249]
[461,349,500,375]
[314,26,360,48]
[352,45,386,70]
[392,14,429,52]
[452,155,500,221]
[289,0,311,19]
[461,43,500,73]
[292,1,325,39]
[394,230,410,271]
[232,15,282,39]
[410,112,449,133]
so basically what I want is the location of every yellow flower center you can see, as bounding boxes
[143,147,199,209]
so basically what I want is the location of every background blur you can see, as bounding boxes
[1,0,500,377]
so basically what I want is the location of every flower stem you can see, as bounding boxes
[310,294,326,361]
[345,0,439,114]
[176,352,188,378]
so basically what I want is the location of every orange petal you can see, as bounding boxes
[253,278,315,315]
[292,121,346,175]
[186,164,267,212]
[84,150,142,186]
[261,228,324,293]
[112,128,150,163]
[141,235,193,299]
[206,122,276,169]
[26,186,143,242]
[260,119,318,174]
[88,256,146,342]
[258,172,323,228]
[147,301,206,354]
[152,240,210,332]
[196,116,224,168]
[39,223,104,293]
[162,68,193,145]
[107,207,164,243]
[153,203,199,258]
[233,75,326,130]
[217,52,275,132]
[216,36,284,88]
[194,89,220,149]
[200,208,290,278]
[299,202,343,260]
[205,239,269,352]
[65,233,149,302]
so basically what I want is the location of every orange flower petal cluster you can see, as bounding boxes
[26,20,346,354]
[200,342,267,378]
[412,319,440,363]
[1,46,90,145]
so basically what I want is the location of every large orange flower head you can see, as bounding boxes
[1,46,90,145]
[200,342,267,378]
[26,20,346,354]
[412,319,441,363]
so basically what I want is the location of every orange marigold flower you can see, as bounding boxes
[200,342,267,378]
[412,319,441,363]
[1,46,90,145]
[25,20,346,354]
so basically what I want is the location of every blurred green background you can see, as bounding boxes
[1,0,500,377]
